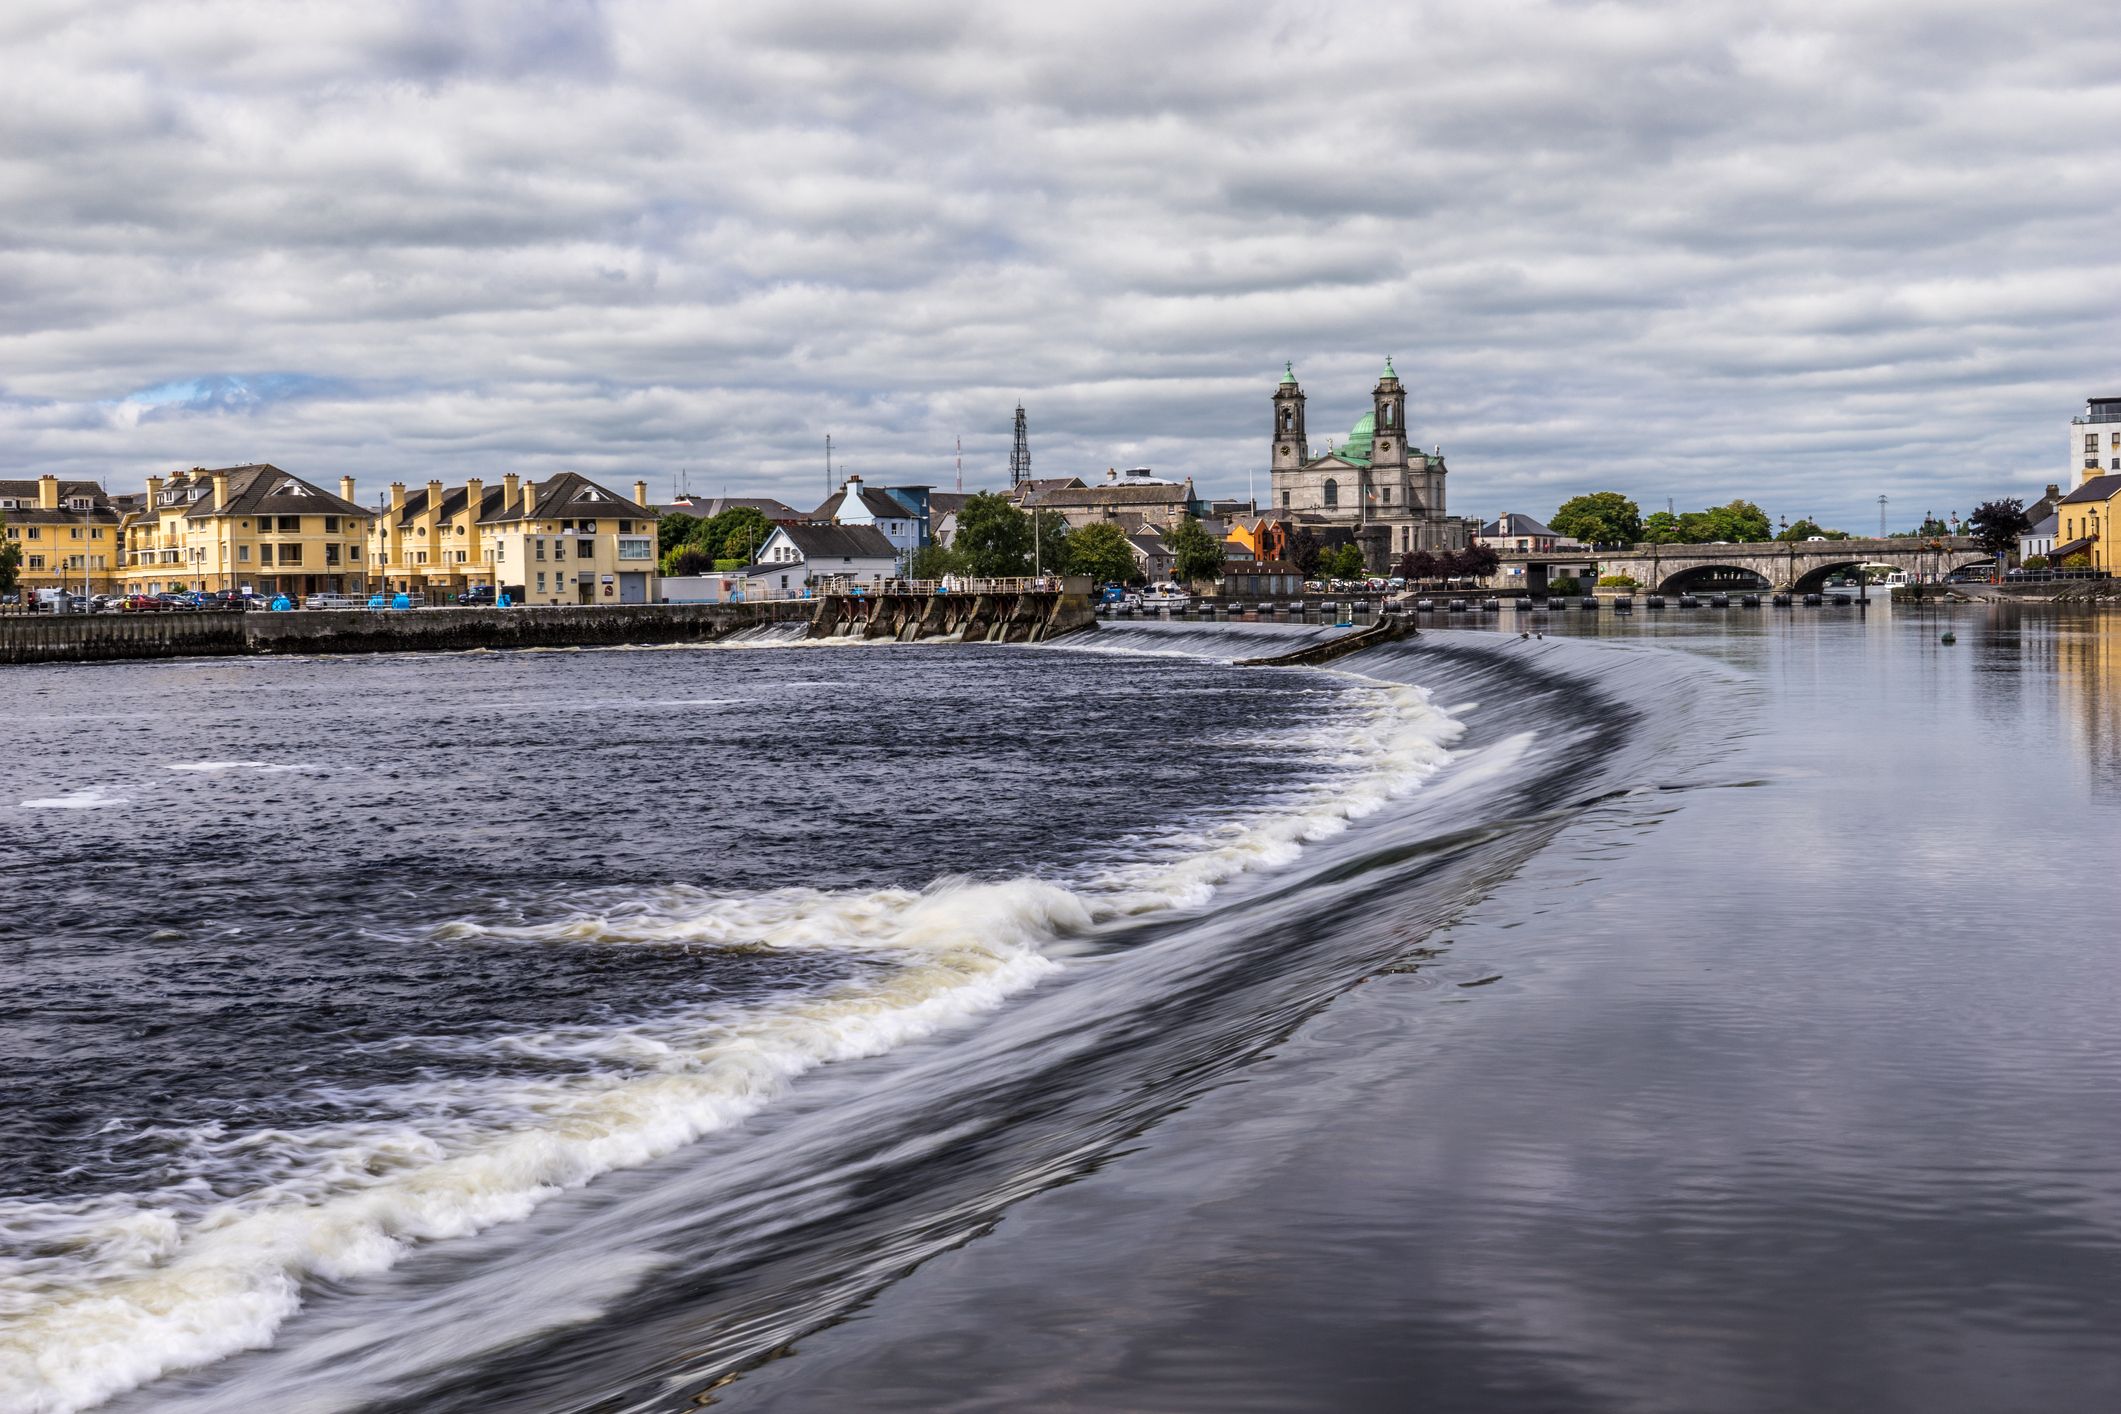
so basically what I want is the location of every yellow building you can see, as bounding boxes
[117,465,375,596]
[1,476,123,599]
[2054,472,2121,574]
[370,477,504,604]
[371,472,659,605]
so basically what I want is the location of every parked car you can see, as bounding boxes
[459,586,498,607]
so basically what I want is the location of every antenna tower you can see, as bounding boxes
[1009,403,1031,489]
[956,436,963,493]
[1878,494,1888,538]
[825,434,834,500]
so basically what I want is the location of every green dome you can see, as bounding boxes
[1381,356,1397,381]
[1280,361,1297,386]
[1340,411,1375,465]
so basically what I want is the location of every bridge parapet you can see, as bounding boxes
[1497,537,1989,592]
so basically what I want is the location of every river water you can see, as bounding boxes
[2,607,2117,1412]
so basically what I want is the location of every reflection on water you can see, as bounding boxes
[2043,609,2121,794]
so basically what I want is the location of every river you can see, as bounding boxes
[3,605,2118,1412]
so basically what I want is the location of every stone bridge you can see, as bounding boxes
[1500,537,1990,593]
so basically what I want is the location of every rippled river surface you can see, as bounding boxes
[4,608,2119,1413]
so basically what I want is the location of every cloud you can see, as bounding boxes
[0,0,2117,525]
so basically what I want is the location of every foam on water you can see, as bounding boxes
[17,789,128,810]
[0,651,1462,1414]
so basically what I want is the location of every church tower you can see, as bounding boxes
[1371,358,1409,475]
[1272,363,1307,475]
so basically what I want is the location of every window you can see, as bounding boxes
[1282,491,1290,508]
[258,544,274,565]
[1381,488,1392,504]
[325,543,341,565]
[278,516,301,532]
[279,543,302,565]
[238,545,251,563]
[69,527,81,539]
[496,542,506,560]
[1323,478,1338,509]
[415,551,427,565]
[349,545,361,561]
[535,539,546,560]
[536,572,546,591]
[1382,405,1394,428]
[26,527,39,539]
[27,555,43,569]
[617,536,652,561]
[2089,434,2099,454]
[324,516,338,533]
[1282,408,1292,430]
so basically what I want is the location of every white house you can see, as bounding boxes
[746,522,900,596]
[811,475,925,569]
[2020,511,2058,563]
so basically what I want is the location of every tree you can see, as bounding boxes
[1459,543,1501,580]
[1397,548,1438,583]
[1029,509,1072,577]
[2023,555,2049,571]
[1064,522,1138,584]
[1546,574,1582,596]
[666,547,714,577]
[1777,519,1827,542]
[1166,515,1226,584]
[1705,500,1774,543]
[1287,527,1324,578]
[908,542,962,579]
[1642,510,1681,544]
[0,519,20,598]
[1324,543,1367,579]
[1550,492,1642,546]
[1968,499,2031,557]
[2063,551,2091,570]
[694,506,772,565]
[657,512,700,557]
[952,492,1033,577]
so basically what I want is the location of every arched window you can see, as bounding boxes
[1282,408,1293,430]
[1383,404,1394,428]
[1323,478,1338,509]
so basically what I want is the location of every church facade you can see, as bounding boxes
[1269,360,1474,570]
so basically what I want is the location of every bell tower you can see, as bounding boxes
[1272,363,1307,475]
[1371,357,1409,473]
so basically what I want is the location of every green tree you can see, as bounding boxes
[657,511,699,556]
[2063,552,2091,569]
[1165,515,1225,583]
[0,519,20,598]
[666,547,714,577]
[908,542,962,579]
[1642,510,1681,543]
[1968,499,2031,557]
[1549,492,1643,546]
[1029,509,1072,576]
[1324,543,1366,579]
[1065,522,1138,584]
[693,507,772,565]
[1706,500,1773,542]
[952,492,1033,577]
[2022,555,2049,571]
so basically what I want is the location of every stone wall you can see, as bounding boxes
[0,602,808,666]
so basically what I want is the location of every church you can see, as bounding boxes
[1269,360,1475,570]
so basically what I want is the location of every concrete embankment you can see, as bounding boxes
[810,590,1096,643]
[0,593,1100,666]
[1235,614,1416,668]
[1904,580,2121,604]
[0,602,811,666]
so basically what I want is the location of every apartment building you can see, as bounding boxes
[0,476,123,598]
[116,466,374,596]
[495,474,667,604]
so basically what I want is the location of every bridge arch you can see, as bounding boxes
[1655,563,1773,594]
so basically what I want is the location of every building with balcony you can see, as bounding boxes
[0,476,123,599]
[2071,397,2121,481]
[481,474,660,605]
[117,466,373,596]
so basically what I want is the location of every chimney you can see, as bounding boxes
[426,479,444,517]
[147,475,163,506]
[2047,483,2061,501]
[522,480,538,517]
[503,472,520,509]
[633,479,648,507]
[1107,467,1117,482]
[464,478,484,525]
[340,476,357,503]
[213,472,230,511]
[37,474,58,510]
[390,481,407,517]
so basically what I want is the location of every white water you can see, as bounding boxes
[0,669,1462,1414]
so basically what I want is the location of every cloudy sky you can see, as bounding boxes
[3,0,2116,529]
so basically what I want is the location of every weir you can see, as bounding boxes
[0,592,1096,666]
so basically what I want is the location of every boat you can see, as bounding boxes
[1140,582,1191,611]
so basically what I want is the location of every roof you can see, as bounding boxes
[813,485,921,521]
[2026,512,2058,536]
[2051,536,2095,560]
[0,479,122,526]
[393,483,510,527]
[1032,484,1194,508]
[478,472,657,525]
[153,465,369,521]
[2058,474,2121,505]
[659,496,802,520]
[926,491,974,517]
[764,522,899,560]
[1482,512,1559,537]
[1280,362,1297,387]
